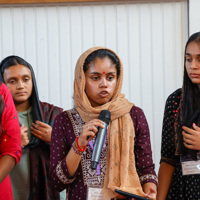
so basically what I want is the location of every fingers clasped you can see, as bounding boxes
[20,124,30,146]
[31,120,52,143]
[182,124,200,150]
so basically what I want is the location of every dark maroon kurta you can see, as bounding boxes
[50,106,157,200]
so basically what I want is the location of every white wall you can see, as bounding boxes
[189,0,200,35]
[0,1,188,173]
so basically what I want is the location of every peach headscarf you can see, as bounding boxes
[74,47,144,199]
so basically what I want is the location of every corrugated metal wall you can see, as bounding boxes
[0,1,188,172]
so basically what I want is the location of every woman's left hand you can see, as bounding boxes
[143,182,157,200]
[182,123,200,150]
[31,120,52,143]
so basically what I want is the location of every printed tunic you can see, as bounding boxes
[50,106,157,199]
[160,88,200,200]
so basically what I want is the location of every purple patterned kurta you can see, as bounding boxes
[50,106,157,200]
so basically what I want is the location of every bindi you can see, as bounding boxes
[102,72,105,75]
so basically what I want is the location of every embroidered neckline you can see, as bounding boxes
[67,108,107,188]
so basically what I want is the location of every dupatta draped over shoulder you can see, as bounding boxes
[0,56,63,200]
[74,47,145,198]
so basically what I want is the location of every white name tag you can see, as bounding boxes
[87,187,103,200]
[181,156,200,176]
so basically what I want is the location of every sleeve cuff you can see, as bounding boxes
[56,159,76,184]
[160,156,177,166]
[139,174,158,186]
[0,150,21,165]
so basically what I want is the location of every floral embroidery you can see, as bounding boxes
[140,174,158,184]
[56,161,75,184]
[67,109,107,187]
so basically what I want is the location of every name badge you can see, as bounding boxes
[181,156,200,176]
[87,187,103,200]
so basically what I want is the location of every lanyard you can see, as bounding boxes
[88,131,107,176]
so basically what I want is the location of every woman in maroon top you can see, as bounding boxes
[50,47,157,200]
[0,82,21,200]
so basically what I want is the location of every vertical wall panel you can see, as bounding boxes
[13,8,25,55]
[0,1,188,173]
[70,6,82,68]
[58,7,73,109]
[151,3,165,166]
[128,4,141,107]
[47,7,61,106]
[139,4,154,141]
[105,5,117,50]
[1,8,13,56]
[24,8,37,70]
[93,5,105,46]
[35,7,49,100]
[189,0,200,35]
[117,5,129,99]
[81,6,93,49]
[163,3,178,97]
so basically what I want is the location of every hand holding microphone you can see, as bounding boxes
[78,119,105,149]
[77,110,111,169]
[91,110,111,169]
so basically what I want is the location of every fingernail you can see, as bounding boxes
[193,123,196,126]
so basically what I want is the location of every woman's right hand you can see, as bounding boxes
[20,124,30,146]
[78,119,105,149]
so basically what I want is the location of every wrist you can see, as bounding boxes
[72,136,87,156]
[78,137,86,149]
[76,136,86,152]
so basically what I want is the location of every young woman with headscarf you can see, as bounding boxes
[0,82,21,200]
[157,32,200,199]
[50,47,157,200]
[0,56,64,200]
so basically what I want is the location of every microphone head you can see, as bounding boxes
[91,161,98,170]
[98,110,111,124]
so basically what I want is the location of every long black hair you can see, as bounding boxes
[0,56,42,148]
[176,32,200,159]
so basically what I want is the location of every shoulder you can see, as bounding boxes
[54,109,75,123]
[130,105,145,118]
[165,88,181,110]
[166,88,181,103]
[39,101,63,114]
[53,109,77,133]
[129,105,148,127]
[55,108,83,126]
[162,89,181,121]
[55,110,69,120]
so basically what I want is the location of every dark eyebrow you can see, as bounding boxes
[185,53,200,56]
[7,74,31,80]
[90,72,116,75]
[90,72,101,75]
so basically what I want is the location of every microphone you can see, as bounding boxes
[91,110,111,170]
